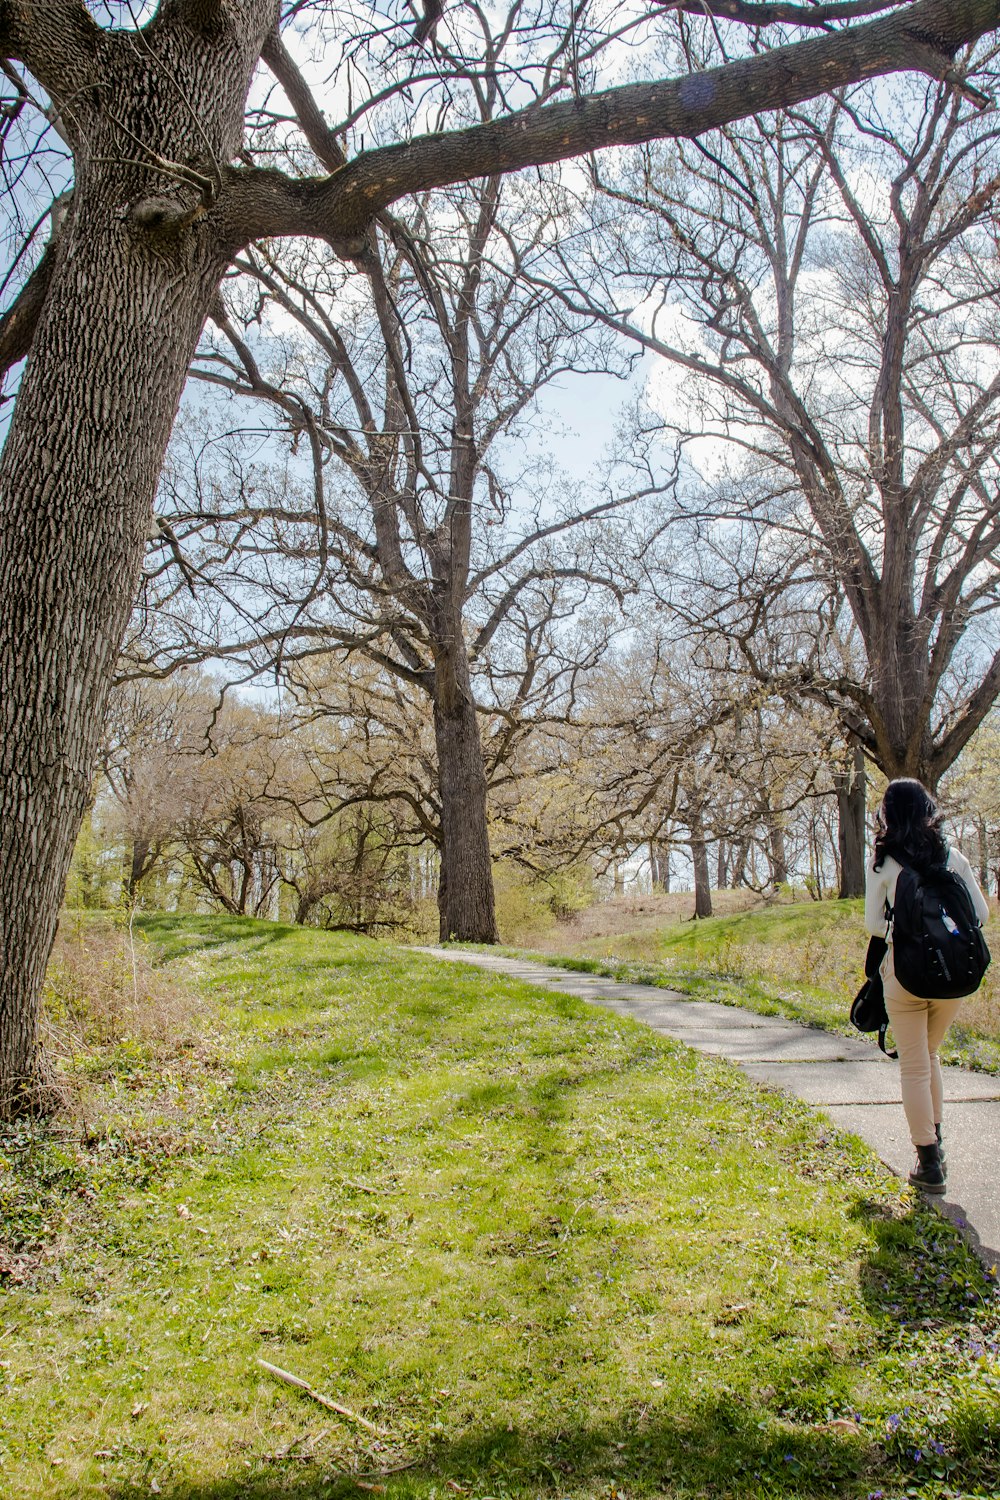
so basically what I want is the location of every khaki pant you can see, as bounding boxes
[884,978,963,1147]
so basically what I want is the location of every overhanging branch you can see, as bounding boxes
[675,0,907,21]
[226,0,1000,246]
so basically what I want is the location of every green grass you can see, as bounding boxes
[1,912,998,1499]
[511,898,1000,1075]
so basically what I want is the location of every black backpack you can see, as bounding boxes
[850,935,896,1055]
[890,862,991,1000]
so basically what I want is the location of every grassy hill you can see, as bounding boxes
[519,896,1000,1074]
[1,912,998,1498]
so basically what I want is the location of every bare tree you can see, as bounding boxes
[540,51,1000,797]
[552,620,850,909]
[136,109,636,942]
[98,673,226,899]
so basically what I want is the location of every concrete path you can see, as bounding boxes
[419,947,1000,1267]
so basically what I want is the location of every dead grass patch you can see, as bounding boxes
[41,911,205,1063]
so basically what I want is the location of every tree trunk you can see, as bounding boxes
[766,819,788,886]
[730,835,750,889]
[650,839,671,892]
[689,807,713,919]
[716,839,729,890]
[126,837,153,902]
[294,892,318,926]
[865,620,964,793]
[808,815,823,901]
[0,234,228,1111]
[834,742,867,899]
[0,10,271,1115]
[432,644,498,944]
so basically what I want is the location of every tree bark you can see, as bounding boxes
[126,837,154,901]
[689,807,713,919]
[730,834,751,889]
[716,839,730,890]
[834,741,867,898]
[766,819,789,886]
[0,5,268,1115]
[432,640,498,944]
[239,0,1000,244]
[808,816,823,901]
[0,221,233,1109]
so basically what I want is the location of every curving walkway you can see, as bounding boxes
[419,946,1000,1268]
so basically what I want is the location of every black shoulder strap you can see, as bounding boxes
[877,1018,897,1059]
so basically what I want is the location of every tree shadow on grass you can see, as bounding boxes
[137,913,301,961]
[106,1395,877,1500]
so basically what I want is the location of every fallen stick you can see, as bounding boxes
[257,1359,380,1434]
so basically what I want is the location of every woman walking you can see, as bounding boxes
[865,779,990,1193]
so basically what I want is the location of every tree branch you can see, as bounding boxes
[226,0,1000,247]
[0,0,101,97]
[261,29,346,173]
[932,640,1000,775]
[677,0,907,22]
[0,237,57,397]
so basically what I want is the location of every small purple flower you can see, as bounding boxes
[912,1448,923,1462]
[929,1439,946,1456]
[887,1414,901,1432]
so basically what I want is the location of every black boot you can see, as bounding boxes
[909,1142,946,1194]
[935,1123,945,1163]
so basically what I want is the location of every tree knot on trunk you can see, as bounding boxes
[131,194,208,235]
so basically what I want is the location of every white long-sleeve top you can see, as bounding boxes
[864,848,990,940]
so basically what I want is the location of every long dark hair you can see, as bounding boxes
[873,778,948,871]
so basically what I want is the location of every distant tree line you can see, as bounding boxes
[68,662,1000,939]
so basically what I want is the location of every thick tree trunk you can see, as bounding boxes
[689,807,713,919]
[868,635,946,791]
[0,11,268,1115]
[0,245,228,1111]
[834,742,867,899]
[432,645,498,944]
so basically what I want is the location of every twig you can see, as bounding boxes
[257,1359,381,1433]
[264,1426,330,1460]
[329,1460,420,1480]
